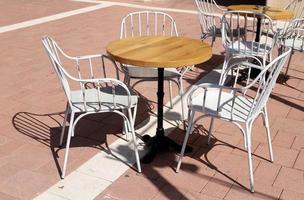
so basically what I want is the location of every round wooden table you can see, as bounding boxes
[106,36,212,163]
[227,5,294,20]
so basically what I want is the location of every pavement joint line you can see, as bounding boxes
[72,0,199,15]
[0,3,113,33]
[34,64,222,200]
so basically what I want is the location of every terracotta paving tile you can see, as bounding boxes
[231,139,260,158]
[182,191,222,200]
[193,147,222,171]
[151,183,187,200]
[210,152,260,183]
[0,192,19,200]
[273,167,304,193]
[279,189,304,200]
[194,131,242,154]
[97,172,165,200]
[225,178,282,200]
[0,170,53,200]
[291,135,304,150]
[160,160,215,193]
[0,0,90,26]
[271,117,304,136]
[201,172,234,199]
[293,150,304,171]
[254,144,299,167]
[272,131,296,149]
[253,161,281,186]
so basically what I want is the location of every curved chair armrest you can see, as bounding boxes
[220,55,263,86]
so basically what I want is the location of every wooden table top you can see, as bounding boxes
[106,36,212,68]
[227,5,294,20]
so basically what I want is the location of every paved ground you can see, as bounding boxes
[0,0,303,200]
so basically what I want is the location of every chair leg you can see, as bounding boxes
[128,108,141,173]
[207,117,214,145]
[59,104,69,146]
[61,111,75,179]
[122,109,129,141]
[169,80,173,108]
[179,78,185,121]
[220,56,229,85]
[245,122,254,193]
[284,50,294,78]
[176,110,195,172]
[262,107,274,162]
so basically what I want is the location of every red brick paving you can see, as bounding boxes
[0,0,303,199]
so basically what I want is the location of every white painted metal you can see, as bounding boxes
[42,36,141,178]
[279,19,304,77]
[176,49,291,192]
[120,11,189,121]
[194,0,226,46]
[221,10,277,74]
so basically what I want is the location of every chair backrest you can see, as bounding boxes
[285,0,304,19]
[42,36,130,110]
[251,49,291,118]
[282,18,304,50]
[194,0,226,38]
[221,11,276,60]
[120,11,178,38]
[221,49,291,120]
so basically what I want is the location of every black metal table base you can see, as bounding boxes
[140,68,192,164]
[141,129,192,164]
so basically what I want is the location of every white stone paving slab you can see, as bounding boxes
[45,172,112,200]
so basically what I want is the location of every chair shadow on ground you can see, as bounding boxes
[161,122,279,200]
[11,95,153,178]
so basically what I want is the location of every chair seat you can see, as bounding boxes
[227,41,272,57]
[70,86,138,112]
[283,38,304,51]
[190,89,254,122]
[123,65,181,78]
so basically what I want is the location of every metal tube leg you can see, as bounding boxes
[169,80,173,109]
[179,78,185,121]
[176,110,195,172]
[128,109,141,173]
[61,111,75,179]
[122,109,129,141]
[263,107,274,162]
[284,50,293,78]
[207,117,214,145]
[60,105,69,146]
[245,122,254,193]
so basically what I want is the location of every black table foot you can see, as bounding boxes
[141,129,193,164]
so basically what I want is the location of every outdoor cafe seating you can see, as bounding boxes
[42,0,303,194]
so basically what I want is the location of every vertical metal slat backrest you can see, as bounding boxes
[222,11,275,62]
[120,11,178,38]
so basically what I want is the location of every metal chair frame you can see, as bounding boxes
[42,36,141,178]
[120,11,189,121]
[221,10,277,75]
[176,49,291,192]
[194,0,227,46]
[279,19,304,77]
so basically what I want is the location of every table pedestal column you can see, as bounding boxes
[141,68,192,164]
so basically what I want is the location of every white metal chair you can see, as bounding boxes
[285,0,304,19]
[273,0,304,37]
[42,36,141,178]
[176,49,291,192]
[194,0,227,46]
[221,11,277,72]
[120,11,189,121]
[279,19,304,77]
